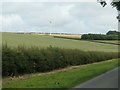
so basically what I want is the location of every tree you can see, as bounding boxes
[106,31,120,35]
[98,0,120,11]
[111,1,120,11]
[98,0,120,30]
[97,0,107,7]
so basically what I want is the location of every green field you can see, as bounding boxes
[0,32,2,48]
[94,40,119,44]
[2,32,118,52]
[2,32,119,88]
[2,59,118,88]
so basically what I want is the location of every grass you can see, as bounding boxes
[0,32,2,48]
[54,35,120,45]
[93,40,119,45]
[95,40,119,44]
[2,32,119,89]
[2,58,118,89]
[2,32,118,52]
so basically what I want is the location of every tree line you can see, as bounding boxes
[81,31,120,40]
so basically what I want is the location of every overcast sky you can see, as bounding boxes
[0,0,118,34]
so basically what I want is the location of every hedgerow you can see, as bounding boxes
[81,34,120,40]
[2,44,119,77]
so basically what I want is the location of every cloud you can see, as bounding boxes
[68,2,118,33]
[2,14,24,27]
[24,3,75,27]
[1,2,118,33]
[0,14,27,32]
[1,0,103,2]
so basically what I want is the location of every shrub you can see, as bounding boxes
[2,45,119,77]
[81,34,119,40]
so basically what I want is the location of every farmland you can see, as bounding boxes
[2,32,119,88]
[0,33,1,56]
[94,40,119,44]
[2,32,118,52]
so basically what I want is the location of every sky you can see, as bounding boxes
[0,0,118,34]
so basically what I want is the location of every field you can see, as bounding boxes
[2,32,119,88]
[2,32,118,52]
[0,32,2,48]
[94,40,119,44]
[51,33,81,38]
[2,59,118,88]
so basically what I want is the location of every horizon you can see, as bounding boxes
[1,29,119,35]
[1,1,118,34]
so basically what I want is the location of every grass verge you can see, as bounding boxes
[2,59,119,89]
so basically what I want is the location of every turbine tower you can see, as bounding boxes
[49,20,52,35]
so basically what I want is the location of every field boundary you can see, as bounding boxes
[2,59,119,88]
[54,36,120,45]
[85,40,120,45]
[3,44,118,77]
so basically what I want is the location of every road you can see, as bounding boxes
[72,67,119,88]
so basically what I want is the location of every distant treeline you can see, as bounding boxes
[16,32,80,35]
[81,31,120,40]
[81,34,119,40]
[106,31,120,35]
[2,45,119,77]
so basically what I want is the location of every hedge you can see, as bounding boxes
[81,34,120,40]
[2,45,119,77]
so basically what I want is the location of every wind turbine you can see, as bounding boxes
[49,20,52,35]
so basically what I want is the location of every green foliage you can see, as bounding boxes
[81,31,120,40]
[106,31,120,35]
[111,1,120,11]
[81,34,119,40]
[2,45,119,77]
[3,59,118,88]
[98,0,120,11]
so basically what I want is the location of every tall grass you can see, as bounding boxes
[2,44,119,77]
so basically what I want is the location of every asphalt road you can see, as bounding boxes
[72,67,119,88]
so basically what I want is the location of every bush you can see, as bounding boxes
[81,34,119,40]
[106,31,120,35]
[2,45,119,77]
